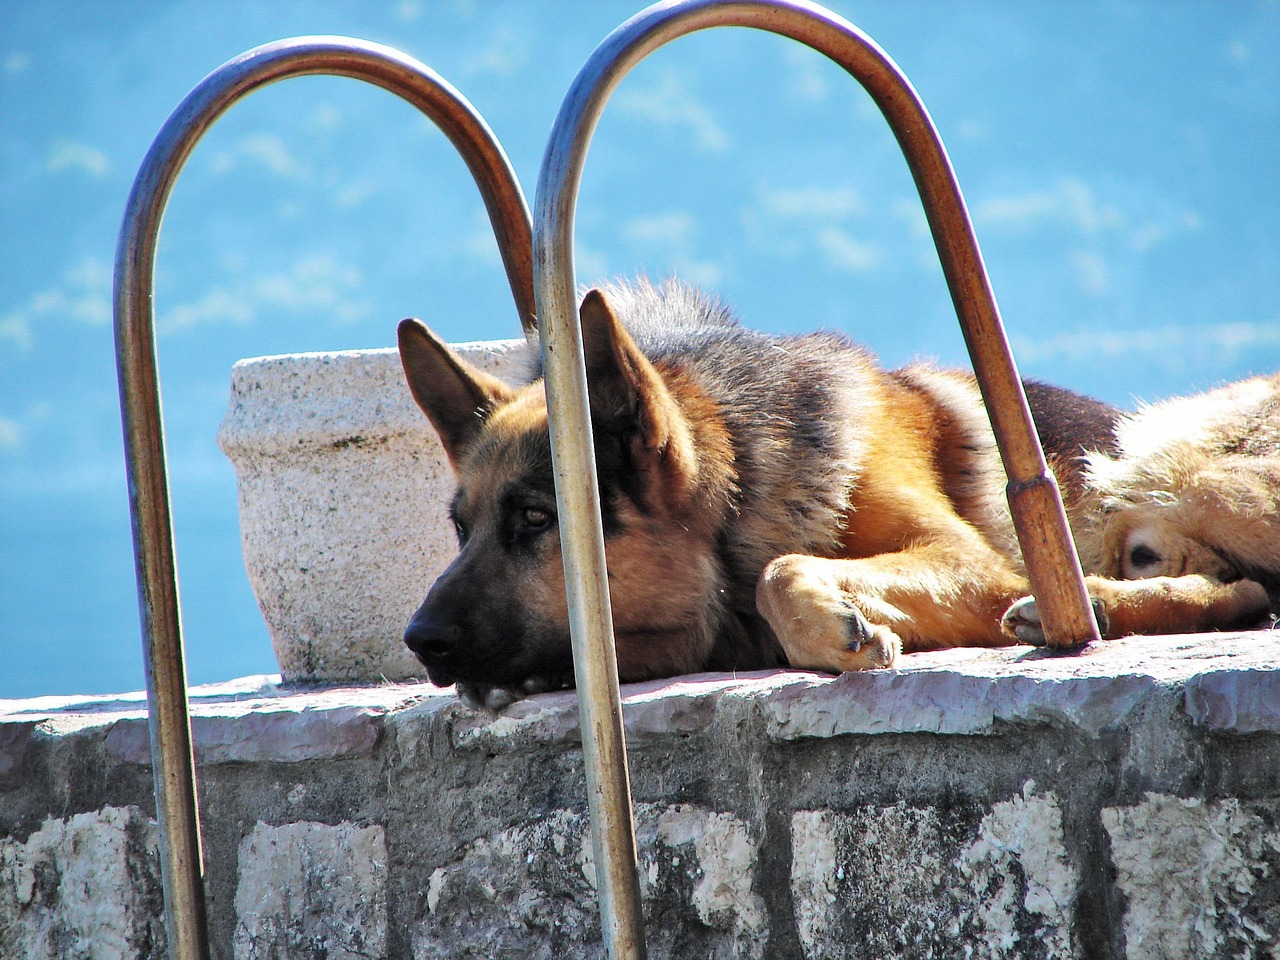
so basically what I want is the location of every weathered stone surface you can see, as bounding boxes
[416,802,766,960]
[234,820,389,960]
[0,806,165,960]
[0,675,436,766]
[1184,666,1280,733]
[790,784,1078,960]
[1,632,1278,959]
[447,672,794,753]
[766,632,1280,740]
[0,721,34,776]
[1103,793,1280,959]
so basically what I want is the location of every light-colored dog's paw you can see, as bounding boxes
[769,599,902,673]
[1002,595,1109,647]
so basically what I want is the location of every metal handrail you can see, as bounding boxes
[534,2,1103,957]
[113,37,531,960]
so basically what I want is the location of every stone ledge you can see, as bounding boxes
[2,632,1277,769]
[3,631,1279,960]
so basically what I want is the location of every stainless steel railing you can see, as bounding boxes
[534,3,1099,954]
[115,7,1100,960]
[113,37,531,960]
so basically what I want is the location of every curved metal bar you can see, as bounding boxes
[535,2,1102,955]
[114,37,532,960]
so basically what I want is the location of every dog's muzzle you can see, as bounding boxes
[403,610,464,684]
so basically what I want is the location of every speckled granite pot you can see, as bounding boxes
[217,339,532,682]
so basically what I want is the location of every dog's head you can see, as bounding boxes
[397,288,731,708]
[1081,441,1275,588]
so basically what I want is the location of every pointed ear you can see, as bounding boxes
[578,289,698,503]
[397,317,516,467]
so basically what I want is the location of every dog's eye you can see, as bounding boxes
[521,507,554,533]
[452,518,469,545]
[1128,544,1162,570]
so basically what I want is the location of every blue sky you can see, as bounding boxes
[2,1,1277,698]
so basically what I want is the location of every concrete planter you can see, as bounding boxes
[217,339,532,683]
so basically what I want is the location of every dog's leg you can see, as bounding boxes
[1003,574,1271,645]
[757,543,1027,673]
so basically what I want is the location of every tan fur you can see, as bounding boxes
[1003,373,1280,642]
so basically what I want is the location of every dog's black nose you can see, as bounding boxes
[403,613,463,666]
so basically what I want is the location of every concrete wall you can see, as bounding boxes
[2,632,1278,959]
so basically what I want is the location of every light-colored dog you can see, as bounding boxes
[1005,373,1279,642]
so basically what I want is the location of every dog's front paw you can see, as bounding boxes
[758,555,902,673]
[455,681,522,712]
[454,675,572,713]
[1002,595,1109,646]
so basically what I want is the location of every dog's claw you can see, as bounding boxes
[840,600,871,652]
[521,675,551,695]
[484,686,519,712]
[455,682,487,711]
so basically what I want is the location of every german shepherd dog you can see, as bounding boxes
[398,280,1267,708]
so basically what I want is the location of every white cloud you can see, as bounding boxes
[892,197,931,240]
[0,416,21,453]
[4,52,32,74]
[255,256,364,315]
[47,139,109,178]
[615,70,729,153]
[1012,319,1280,366]
[464,27,529,78]
[335,179,379,211]
[1129,210,1203,252]
[757,186,862,221]
[458,211,502,265]
[672,259,724,289]
[394,0,424,23]
[974,177,1121,236]
[618,210,724,287]
[974,176,1204,268]
[159,254,370,334]
[1,256,112,350]
[309,103,343,135]
[211,133,305,179]
[0,313,33,351]
[624,211,699,249]
[1069,250,1109,296]
[784,46,829,102]
[741,185,884,270]
[817,226,880,274]
[163,286,255,333]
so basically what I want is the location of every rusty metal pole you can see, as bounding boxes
[114,37,532,960]
[535,3,1098,953]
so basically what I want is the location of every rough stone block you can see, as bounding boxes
[416,803,767,960]
[0,806,165,960]
[1103,793,1280,959]
[790,784,1079,959]
[233,819,389,960]
[2,634,1278,959]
